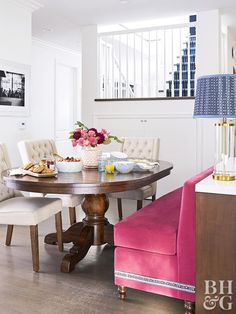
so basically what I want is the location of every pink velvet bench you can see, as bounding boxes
[114,167,213,314]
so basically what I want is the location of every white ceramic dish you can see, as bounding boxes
[56,161,82,173]
[110,151,128,161]
[22,169,58,177]
[133,162,155,172]
[114,161,134,173]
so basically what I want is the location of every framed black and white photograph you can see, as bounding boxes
[232,47,236,60]
[0,59,30,116]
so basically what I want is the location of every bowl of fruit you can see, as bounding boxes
[56,157,82,173]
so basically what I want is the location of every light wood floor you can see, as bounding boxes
[0,199,183,314]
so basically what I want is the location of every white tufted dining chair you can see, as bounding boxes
[109,137,160,220]
[18,139,83,225]
[0,142,63,272]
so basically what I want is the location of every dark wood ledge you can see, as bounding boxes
[94,97,195,102]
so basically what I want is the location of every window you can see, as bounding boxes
[98,15,196,99]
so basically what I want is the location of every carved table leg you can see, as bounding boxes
[61,226,94,273]
[44,222,84,245]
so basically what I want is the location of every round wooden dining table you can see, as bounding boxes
[3,160,173,273]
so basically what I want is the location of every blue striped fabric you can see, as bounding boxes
[193,74,236,118]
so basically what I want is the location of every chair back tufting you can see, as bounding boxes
[18,139,57,164]
[121,137,159,161]
[0,143,16,202]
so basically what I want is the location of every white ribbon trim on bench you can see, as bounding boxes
[115,271,195,293]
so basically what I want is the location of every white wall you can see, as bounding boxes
[196,10,221,75]
[0,1,81,166]
[81,25,97,127]
[196,9,221,172]
[0,0,32,64]
[31,39,81,157]
[81,10,221,196]
[227,28,236,73]
[0,0,32,166]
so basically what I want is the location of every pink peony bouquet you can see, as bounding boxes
[70,121,122,147]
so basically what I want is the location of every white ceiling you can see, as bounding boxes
[32,0,236,51]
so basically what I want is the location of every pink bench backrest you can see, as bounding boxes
[177,167,214,286]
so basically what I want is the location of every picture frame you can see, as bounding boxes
[232,47,236,60]
[0,58,30,116]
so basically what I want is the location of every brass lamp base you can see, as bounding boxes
[212,174,236,181]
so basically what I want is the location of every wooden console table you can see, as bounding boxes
[196,176,236,313]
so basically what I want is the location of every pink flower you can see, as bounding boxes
[100,128,109,140]
[84,139,90,146]
[89,137,98,146]
[81,130,88,138]
[104,133,108,140]
[78,138,85,146]
[72,139,77,147]
[88,130,96,137]
[100,128,107,135]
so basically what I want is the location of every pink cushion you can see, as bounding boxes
[114,187,183,255]
[115,247,183,300]
[115,247,195,301]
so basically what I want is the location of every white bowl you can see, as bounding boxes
[56,161,82,173]
[110,151,128,161]
[115,161,134,174]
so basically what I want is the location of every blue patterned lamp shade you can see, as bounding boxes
[193,74,236,118]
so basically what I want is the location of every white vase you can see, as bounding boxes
[81,147,102,168]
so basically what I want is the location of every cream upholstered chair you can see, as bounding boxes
[0,142,63,272]
[109,137,160,220]
[18,139,83,225]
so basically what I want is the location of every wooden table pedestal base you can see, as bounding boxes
[44,194,114,273]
